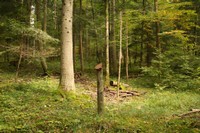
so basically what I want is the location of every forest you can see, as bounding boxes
[0,0,200,132]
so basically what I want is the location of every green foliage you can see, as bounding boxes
[142,46,200,90]
[0,70,199,132]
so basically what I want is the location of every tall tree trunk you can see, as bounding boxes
[79,0,84,72]
[60,0,75,91]
[117,11,123,98]
[73,0,76,72]
[125,21,129,81]
[90,0,100,63]
[86,29,90,63]
[146,42,151,67]
[110,0,117,75]
[140,0,146,68]
[36,0,48,75]
[43,0,47,32]
[154,0,160,54]
[53,0,57,30]
[73,30,76,73]
[35,0,41,28]
[194,5,199,56]
[134,44,138,65]
[26,0,32,25]
[105,0,110,86]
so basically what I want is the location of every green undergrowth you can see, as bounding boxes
[0,73,200,132]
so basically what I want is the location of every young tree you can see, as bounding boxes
[117,11,123,98]
[79,0,84,72]
[110,0,117,75]
[60,0,75,91]
[105,0,110,86]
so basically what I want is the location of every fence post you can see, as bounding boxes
[95,63,104,114]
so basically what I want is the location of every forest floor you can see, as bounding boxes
[0,67,200,132]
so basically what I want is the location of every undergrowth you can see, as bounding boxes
[0,72,199,132]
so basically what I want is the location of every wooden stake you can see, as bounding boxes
[95,63,104,114]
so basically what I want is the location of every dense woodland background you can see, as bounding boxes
[0,0,200,132]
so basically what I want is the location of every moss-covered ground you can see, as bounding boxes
[0,64,199,132]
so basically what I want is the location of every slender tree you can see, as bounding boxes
[117,11,123,98]
[36,0,48,75]
[79,0,84,72]
[105,0,110,86]
[60,0,75,91]
[43,0,47,32]
[53,0,57,30]
[154,0,160,53]
[110,0,117,75]
[125,21,129,80]
[140,0,146,68]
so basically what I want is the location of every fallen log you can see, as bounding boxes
[104,88,146,98]
[120,93,133,98]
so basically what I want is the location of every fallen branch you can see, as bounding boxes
[178,109,200,118]
[104,88,146,98]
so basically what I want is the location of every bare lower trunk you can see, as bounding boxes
[95,63,104,114]
[110,0,117,75]
[37,0,48,75]
[117,11,123,98]
[16,39,24,79]
[38,42,48,75]
[43,0,47,32]
[126,21,129,81]
[60,0,75,91]
[105,0,110,86]
[79,0,84,72]
[53,0,57,30]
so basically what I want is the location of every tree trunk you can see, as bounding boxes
[53,0,57,30]
[110,0,117,75]
[134,44,138,65]
[117,11,123,98]
[86,29,90,64]
[35,0,41,28]
[60,0,75,91]
[26,0,32,25]
[140,0,146,68]
[42,0,47,32]
[73,1,76,72]
[126,21,129,81]
[95,63,104,114]
[154,0,161,56]
[73,31,76,73]
[90,0,100,63]
[16,38,24,79]
[105,0,110,86]
[79,0,84,72]
[36,0,48,75]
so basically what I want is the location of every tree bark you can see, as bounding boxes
[42,0,47,32]
[154,0,161,56]
[95,63,104,114]
[140,0,146,68]
[36,0,48,75]
[35,0,41,28]
[60,0,75,91]
[110,0,117,75]
[105,0,110,86]
[117,11,123,98]
[79,0,84,72]
[126,21,129,81]
[53,0,57,30]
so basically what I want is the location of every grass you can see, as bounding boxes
[0,69,200,132]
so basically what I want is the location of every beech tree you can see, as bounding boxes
[60,0,75,91]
